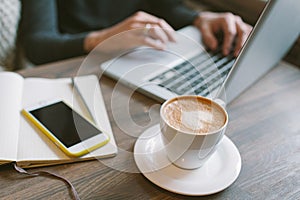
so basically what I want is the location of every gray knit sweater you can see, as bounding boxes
[0,0,20,70]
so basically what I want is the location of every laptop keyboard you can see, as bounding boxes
[148,48,235,97]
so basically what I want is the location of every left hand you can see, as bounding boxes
[194,11,252,57]
[84,11,176,52]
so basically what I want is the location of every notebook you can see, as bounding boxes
[100,0,300,104]
[0,72,117,168]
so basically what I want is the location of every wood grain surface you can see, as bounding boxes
[0,57,299,200]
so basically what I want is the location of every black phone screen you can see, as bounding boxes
[29,101,102,147]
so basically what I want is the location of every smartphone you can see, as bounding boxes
[22,100,110,157]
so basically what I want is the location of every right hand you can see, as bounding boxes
[194,11,252,57]
[84,11,176,52]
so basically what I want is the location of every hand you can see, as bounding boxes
[194,11,252,56]
[84,11,176,52]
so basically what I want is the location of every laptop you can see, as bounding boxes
[101,0,300,104]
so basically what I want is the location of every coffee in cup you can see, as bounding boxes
[160,95,228,169]
[162,96,226,134]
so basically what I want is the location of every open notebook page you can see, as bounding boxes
[0,72,24,163]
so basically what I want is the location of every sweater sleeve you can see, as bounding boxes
[20,0,87,65]
[145,0,199,30]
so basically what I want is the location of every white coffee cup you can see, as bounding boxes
[160,95,228,169]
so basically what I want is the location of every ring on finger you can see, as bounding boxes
[143,23,152,36]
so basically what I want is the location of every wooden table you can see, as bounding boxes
[0,56,299,199]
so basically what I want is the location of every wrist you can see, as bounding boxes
[193,11,212,27]
[84,32,97,52]
[193,12,202,27]
[84,29,111,52]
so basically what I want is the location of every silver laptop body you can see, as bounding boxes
[101,0,300,103]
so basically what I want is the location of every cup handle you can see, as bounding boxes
[214,98,226,108]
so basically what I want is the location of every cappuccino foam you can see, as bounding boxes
[163,97,226,134]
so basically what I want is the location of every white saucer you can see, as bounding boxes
[134,124,241,196]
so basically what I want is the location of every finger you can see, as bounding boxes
[147,25,169,44]
[234,21,252,56]
[221,13,237,55]
[133,11,176,42]
[199,24,218,51]
[141,19,176,42]
[156,19,176,42]
[138,35,166,50]
[233,33,247,57]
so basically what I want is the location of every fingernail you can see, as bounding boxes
[170,35,177,43]
[234,50,240,57]
[157,41,166,50]
[223,49,228,55]
[211,42,217,50]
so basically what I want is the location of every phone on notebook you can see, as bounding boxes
[22,100,110,157]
